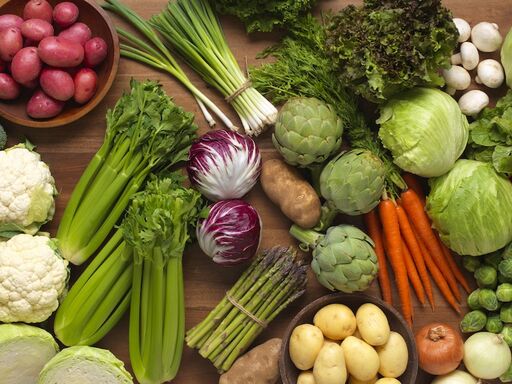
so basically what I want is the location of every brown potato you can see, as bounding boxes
[261,158,321,228]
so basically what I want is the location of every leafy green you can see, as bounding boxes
[466,90,512,176]
[213,0,317,33]
[324,0,458,103]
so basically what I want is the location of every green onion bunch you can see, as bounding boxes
[186,247,307,372]
[150,0,277,136]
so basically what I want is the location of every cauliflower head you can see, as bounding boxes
[0,234,69,323]
[0,144,57,237]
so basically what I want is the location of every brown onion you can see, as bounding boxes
[415,322,464,375]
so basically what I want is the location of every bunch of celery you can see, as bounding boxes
[122,174,204,384]
[186,247,307,372]
[103,0,235,129]
[57,80,197,265]
[150,0,277,136]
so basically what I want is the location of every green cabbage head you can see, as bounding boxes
[378,88,469,177]
[427,159,512,256]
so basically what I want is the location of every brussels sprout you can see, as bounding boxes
[460,310,487,333]
[501,303,512,323]
[467,289,482,310]
[499,272,512,284]
[485,251,504,269]
[503,243,512,260]
[475,265,498,289]
[500,362,512,383]
[497,284,512,303]
[500,259,512,279]
[486,313,504,333]
[463,255,481,273]
[502,325,512,347]
[479,288,501,311]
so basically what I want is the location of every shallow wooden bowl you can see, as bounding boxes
[280,292,419,384]
[0,0,119,128]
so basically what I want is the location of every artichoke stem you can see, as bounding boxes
[289,225,324,251]
[314,203,338,232]
[308,164,323,195]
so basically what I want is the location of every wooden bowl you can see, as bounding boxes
[280,292,419,384]
[0,0,119,128]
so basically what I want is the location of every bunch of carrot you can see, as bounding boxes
[363,173,471,326]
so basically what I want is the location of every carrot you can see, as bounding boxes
[402,173,426,204]
[364,210,393,305]
[396,205,434,309]
[415,229,461,314]
[400,189,461,302]
[401,240,426,306]
[379,198,413,326]
[437,235,472,294]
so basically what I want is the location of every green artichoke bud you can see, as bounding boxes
[460,310,487,333]
[320,149,386,216]
[498,284,512,303]
[479,288,500,311]
[463,255,481,273]
[467,289,482,310]
[501,303,512,323]
[475,265,498,289]
[500,260,512,279]
[486,313,504,333]
[290,224,378,293]
[502,325,512,347]
[273,97,343,168]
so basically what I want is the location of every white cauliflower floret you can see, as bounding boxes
[0,144,57,236]
[0,234,69,323]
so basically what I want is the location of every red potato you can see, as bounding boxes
[84,37,107,67]
[11,47,42,84]
[0,27,23,62]
[58,22,91,46]
[40,68,75,101]
[20,78,38,89]
[27,89,64,118]
[53,2,79,28]
[73,68,97,104]
[0,14,23,30]
[23,0,53,24]
[0,73,20,100]
[38,36,84,68]
[21,19,54,42]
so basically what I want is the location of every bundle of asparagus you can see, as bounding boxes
[186,247,307,372]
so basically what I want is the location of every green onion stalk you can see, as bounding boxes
[186,247,307,372]
[150,0,277,136]
[103,0,235,129]
[121,174,205,384]
[54,228,133,346]
[57,80,197,265]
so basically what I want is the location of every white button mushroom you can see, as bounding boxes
[476,59,505,88]
[442,65,471,91]
[458,90,490,116]
[453,18,471,43]
[460,42,479,70]
[451,53,462,65]
[471,22,503,52]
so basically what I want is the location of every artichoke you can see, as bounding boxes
[320,149,386,216]
[273,97,343,167]
[290,224,378,292]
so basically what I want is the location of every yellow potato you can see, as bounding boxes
[376,332,408,378]
[290,324,324,370]
[375,379,401,384]
[298,371,317,384]
[323,338,340,347]
[348,375,377,384]
[355,303,390,346]
[341,336,380,381]
[313,343,347,384]
[314,304,356,341]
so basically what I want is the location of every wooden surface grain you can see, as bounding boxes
[3,0,511,383]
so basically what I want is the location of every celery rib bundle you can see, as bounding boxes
[56,80,197,265]
[151,0,277,136]
[186,247,308,372]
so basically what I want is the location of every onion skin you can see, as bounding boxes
[415,322,464,375]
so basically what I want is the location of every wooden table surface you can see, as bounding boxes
[3,0,511,383]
